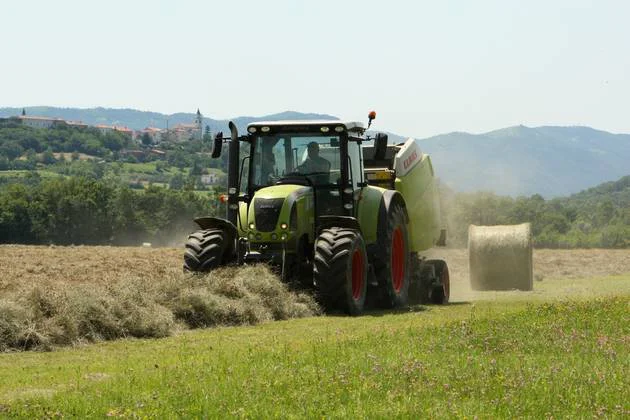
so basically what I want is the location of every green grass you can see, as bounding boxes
[120,162,160,174]
[0,170,61,179]
[0,276,628,418]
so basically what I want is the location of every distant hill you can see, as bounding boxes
[2,107,629,197]
[417,125,630,198]
[562,174,630,207]
[0,107,337,135]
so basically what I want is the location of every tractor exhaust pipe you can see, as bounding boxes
[227,121,240,225]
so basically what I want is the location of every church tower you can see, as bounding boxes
[194,109,203,140]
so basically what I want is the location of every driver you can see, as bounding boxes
[261,147,276,182]
[297,141,330,174]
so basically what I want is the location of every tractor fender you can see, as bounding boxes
[367,190,408,264]
[380,190,408,224]
[193,217,238,252]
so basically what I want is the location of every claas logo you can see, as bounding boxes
[403,150,418,170]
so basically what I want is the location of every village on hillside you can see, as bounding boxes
[0,108,224,188]
[2,108,206,145]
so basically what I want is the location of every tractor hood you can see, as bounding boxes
[253,184,310,201]
[247,184,311,233]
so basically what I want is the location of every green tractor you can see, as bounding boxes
[183,112,449,315]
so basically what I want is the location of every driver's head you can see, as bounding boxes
[263,148,275,164]
[307,142,319,158]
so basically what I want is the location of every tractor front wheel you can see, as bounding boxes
[183,228,230,272]
[313,228,368,315]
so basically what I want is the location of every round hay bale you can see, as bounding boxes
[468,223,533,291]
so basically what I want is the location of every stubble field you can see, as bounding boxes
[0,245,628,417]
[3,245,630,300]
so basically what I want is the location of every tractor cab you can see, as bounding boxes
[243,120,366,222]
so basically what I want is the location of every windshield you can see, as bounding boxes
[250,134,342,189]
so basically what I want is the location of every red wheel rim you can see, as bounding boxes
[351,249,364,300]
[391,227,405,292]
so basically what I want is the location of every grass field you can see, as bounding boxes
[0,246,628,417]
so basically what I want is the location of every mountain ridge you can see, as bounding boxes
[1,106,629,198]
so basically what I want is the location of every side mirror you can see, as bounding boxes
[212,132,223,158]
[374,133,388,161]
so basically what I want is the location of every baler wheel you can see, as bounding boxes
[428,259,450,304]
[313,227,368,315]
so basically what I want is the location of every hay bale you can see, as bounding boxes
[468,223,533,291]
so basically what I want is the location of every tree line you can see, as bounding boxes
[0,177,219,246]
[440,176,630,248]
[1,173,628,248]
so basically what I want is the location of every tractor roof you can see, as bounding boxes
[247,120,365,133]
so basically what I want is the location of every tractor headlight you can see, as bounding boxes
[280,222,288,230]
[271,233,278,240]
[281,233,288,241]
[249,222,255,230]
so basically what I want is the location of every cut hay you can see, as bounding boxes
[468,223,533,291]
[0,263,320,352]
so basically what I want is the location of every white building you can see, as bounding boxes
[18,115,65,129]
[200,173,220,185]
[94,124,133,138]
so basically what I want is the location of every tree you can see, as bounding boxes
[141,133,152,146]
[169,173,185,190]
[0,142,24,160]
[203,125,212,142]
[40,149,57,164]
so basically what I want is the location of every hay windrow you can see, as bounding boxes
[468,223,533,291]
[0,261,319,352]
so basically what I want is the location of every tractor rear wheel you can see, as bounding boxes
[313,228,368,315]
[377,204,410,308]
[183,228,229,272]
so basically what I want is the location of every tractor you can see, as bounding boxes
[183,112,449,315]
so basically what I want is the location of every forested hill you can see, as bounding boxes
[441,174,630,248]
[418,125,630,198]
[0,107,337,134]
[563,174,630,206]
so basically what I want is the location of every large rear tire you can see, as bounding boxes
[313,228,368,315]
[377,204,410,308]
[183,228,229,272]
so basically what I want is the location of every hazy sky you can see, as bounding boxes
[3,0,629,138]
